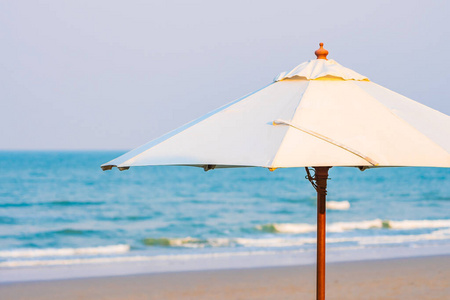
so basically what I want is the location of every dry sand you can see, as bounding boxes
[1,255,449,300]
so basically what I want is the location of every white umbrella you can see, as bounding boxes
[102,43,450,300]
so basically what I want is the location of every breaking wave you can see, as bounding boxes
[140,226,450,249]
[2,226,450,269]
[326,201,350,210]
[142,237,230,248]
[256,219,450,234]
[3,228,450,268]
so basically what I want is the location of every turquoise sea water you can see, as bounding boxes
[0,151,449,269]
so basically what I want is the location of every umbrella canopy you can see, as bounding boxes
[102,46,450,171]
[101,43,450,300]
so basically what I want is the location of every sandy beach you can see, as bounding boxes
[1,255,448,300]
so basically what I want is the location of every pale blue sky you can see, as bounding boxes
[1,0,449,150]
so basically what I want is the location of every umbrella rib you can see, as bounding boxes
[273,119,379,166]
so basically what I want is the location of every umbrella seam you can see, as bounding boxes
[349,81,450,158]
[273,119,379,166]
[269,81,312,168]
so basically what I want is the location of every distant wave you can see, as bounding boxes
[55,229,90,235]
[35,229,101,236]
[0,216,16,224]
[143,237,204,247]
[48,200,105,206]
[0,244,130,259]
[256,219,450,234]
[0,200,105,208]
[142,237,230,248]
[142,237,307,248]
[326,201,350,210]
[0,202,34,208]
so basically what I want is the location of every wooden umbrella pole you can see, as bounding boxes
[314,167,330,300]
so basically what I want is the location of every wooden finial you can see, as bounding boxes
[315,43,328,60]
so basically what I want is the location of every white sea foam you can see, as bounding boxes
[388,219,450,230]
[142,236,317,249]
[256,219,450,234]
[142,237,233,248]
[326,201,350,210]
[328,220,387,232]
[0,244,130,259]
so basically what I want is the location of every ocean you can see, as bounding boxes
[0,151,449,277]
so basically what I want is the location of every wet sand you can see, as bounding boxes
[1,255,449,300]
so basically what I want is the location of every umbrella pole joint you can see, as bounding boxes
[306,167,331,300]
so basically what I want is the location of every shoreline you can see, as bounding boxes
[1,243,449,284]
[1,255,449,299]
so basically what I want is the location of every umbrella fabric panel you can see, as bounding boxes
[102,83,273,169]
[282,80,450,167]
[353,81,450,153]
[109,80,310,169]
[273,79,379,167]
[271,126,371,167]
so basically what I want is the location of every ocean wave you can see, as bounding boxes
[326,201,350,210]
[388,220,450,230]
[256,219,450,234]
[2,230,450,268]
[142,237,231,248]
[26,229,101,237]
[142,236,303,248]
[0,202,33,208]
[141,227,450,249]
[143,237,205,247]
[0,244,130,258]
[141,219,450,249]
[48,200,105,206]
[54,229,92,235]
[0,216,16,224]
[0,201,104,208]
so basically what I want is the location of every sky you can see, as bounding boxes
[1,0,449,150]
